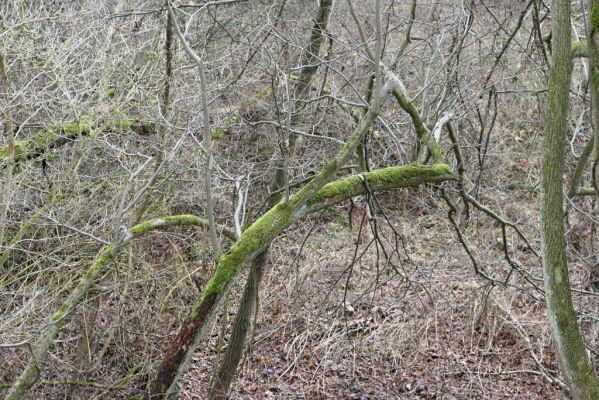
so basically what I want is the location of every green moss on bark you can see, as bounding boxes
[51,303,69,324]
[0,140,29,158]
[257,84,272,98]
[63,119,91,136]
[0,120,90,163]
[107,119,134,130]
[590,4,599,34]
[193,202,294,316]
[367,163,451,186]
[308,164,452,205]
[571,40,588,58]
[572,40,586,50]
[591,3,599,88]
[212,114,236,139]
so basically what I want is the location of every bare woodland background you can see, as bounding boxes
[1,0,599,399]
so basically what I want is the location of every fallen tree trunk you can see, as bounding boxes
[0,119,153,166]
[149,162,453,398]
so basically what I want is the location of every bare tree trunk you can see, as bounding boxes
[134,0,174,223]
[269,0,334,196]
[588,0,599,196]
[540,0,599,397]
[207,251,265,400]
[166,1,221,256]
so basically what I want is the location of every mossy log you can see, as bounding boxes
[0,119,154,166]
[4,215,234,400]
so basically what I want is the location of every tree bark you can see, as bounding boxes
[540,0,599,398]
[0,52,15,250]
[207,251,265,400]
[588,0,599,196]
[166,2,221,256]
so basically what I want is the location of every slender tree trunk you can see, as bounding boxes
[269,0,334,195]
[166,1,221,256]
[541,0,599,398]
[134,0,174,223]
[207,251,265,400]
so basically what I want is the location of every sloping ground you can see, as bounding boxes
[180,190,567,399]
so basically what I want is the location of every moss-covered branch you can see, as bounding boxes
[306,164,453,211]
[4,215,234,400]
[575,187,596,195]
[0,120,90,164]
[343,3,443,165]
[0,119,153,166]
